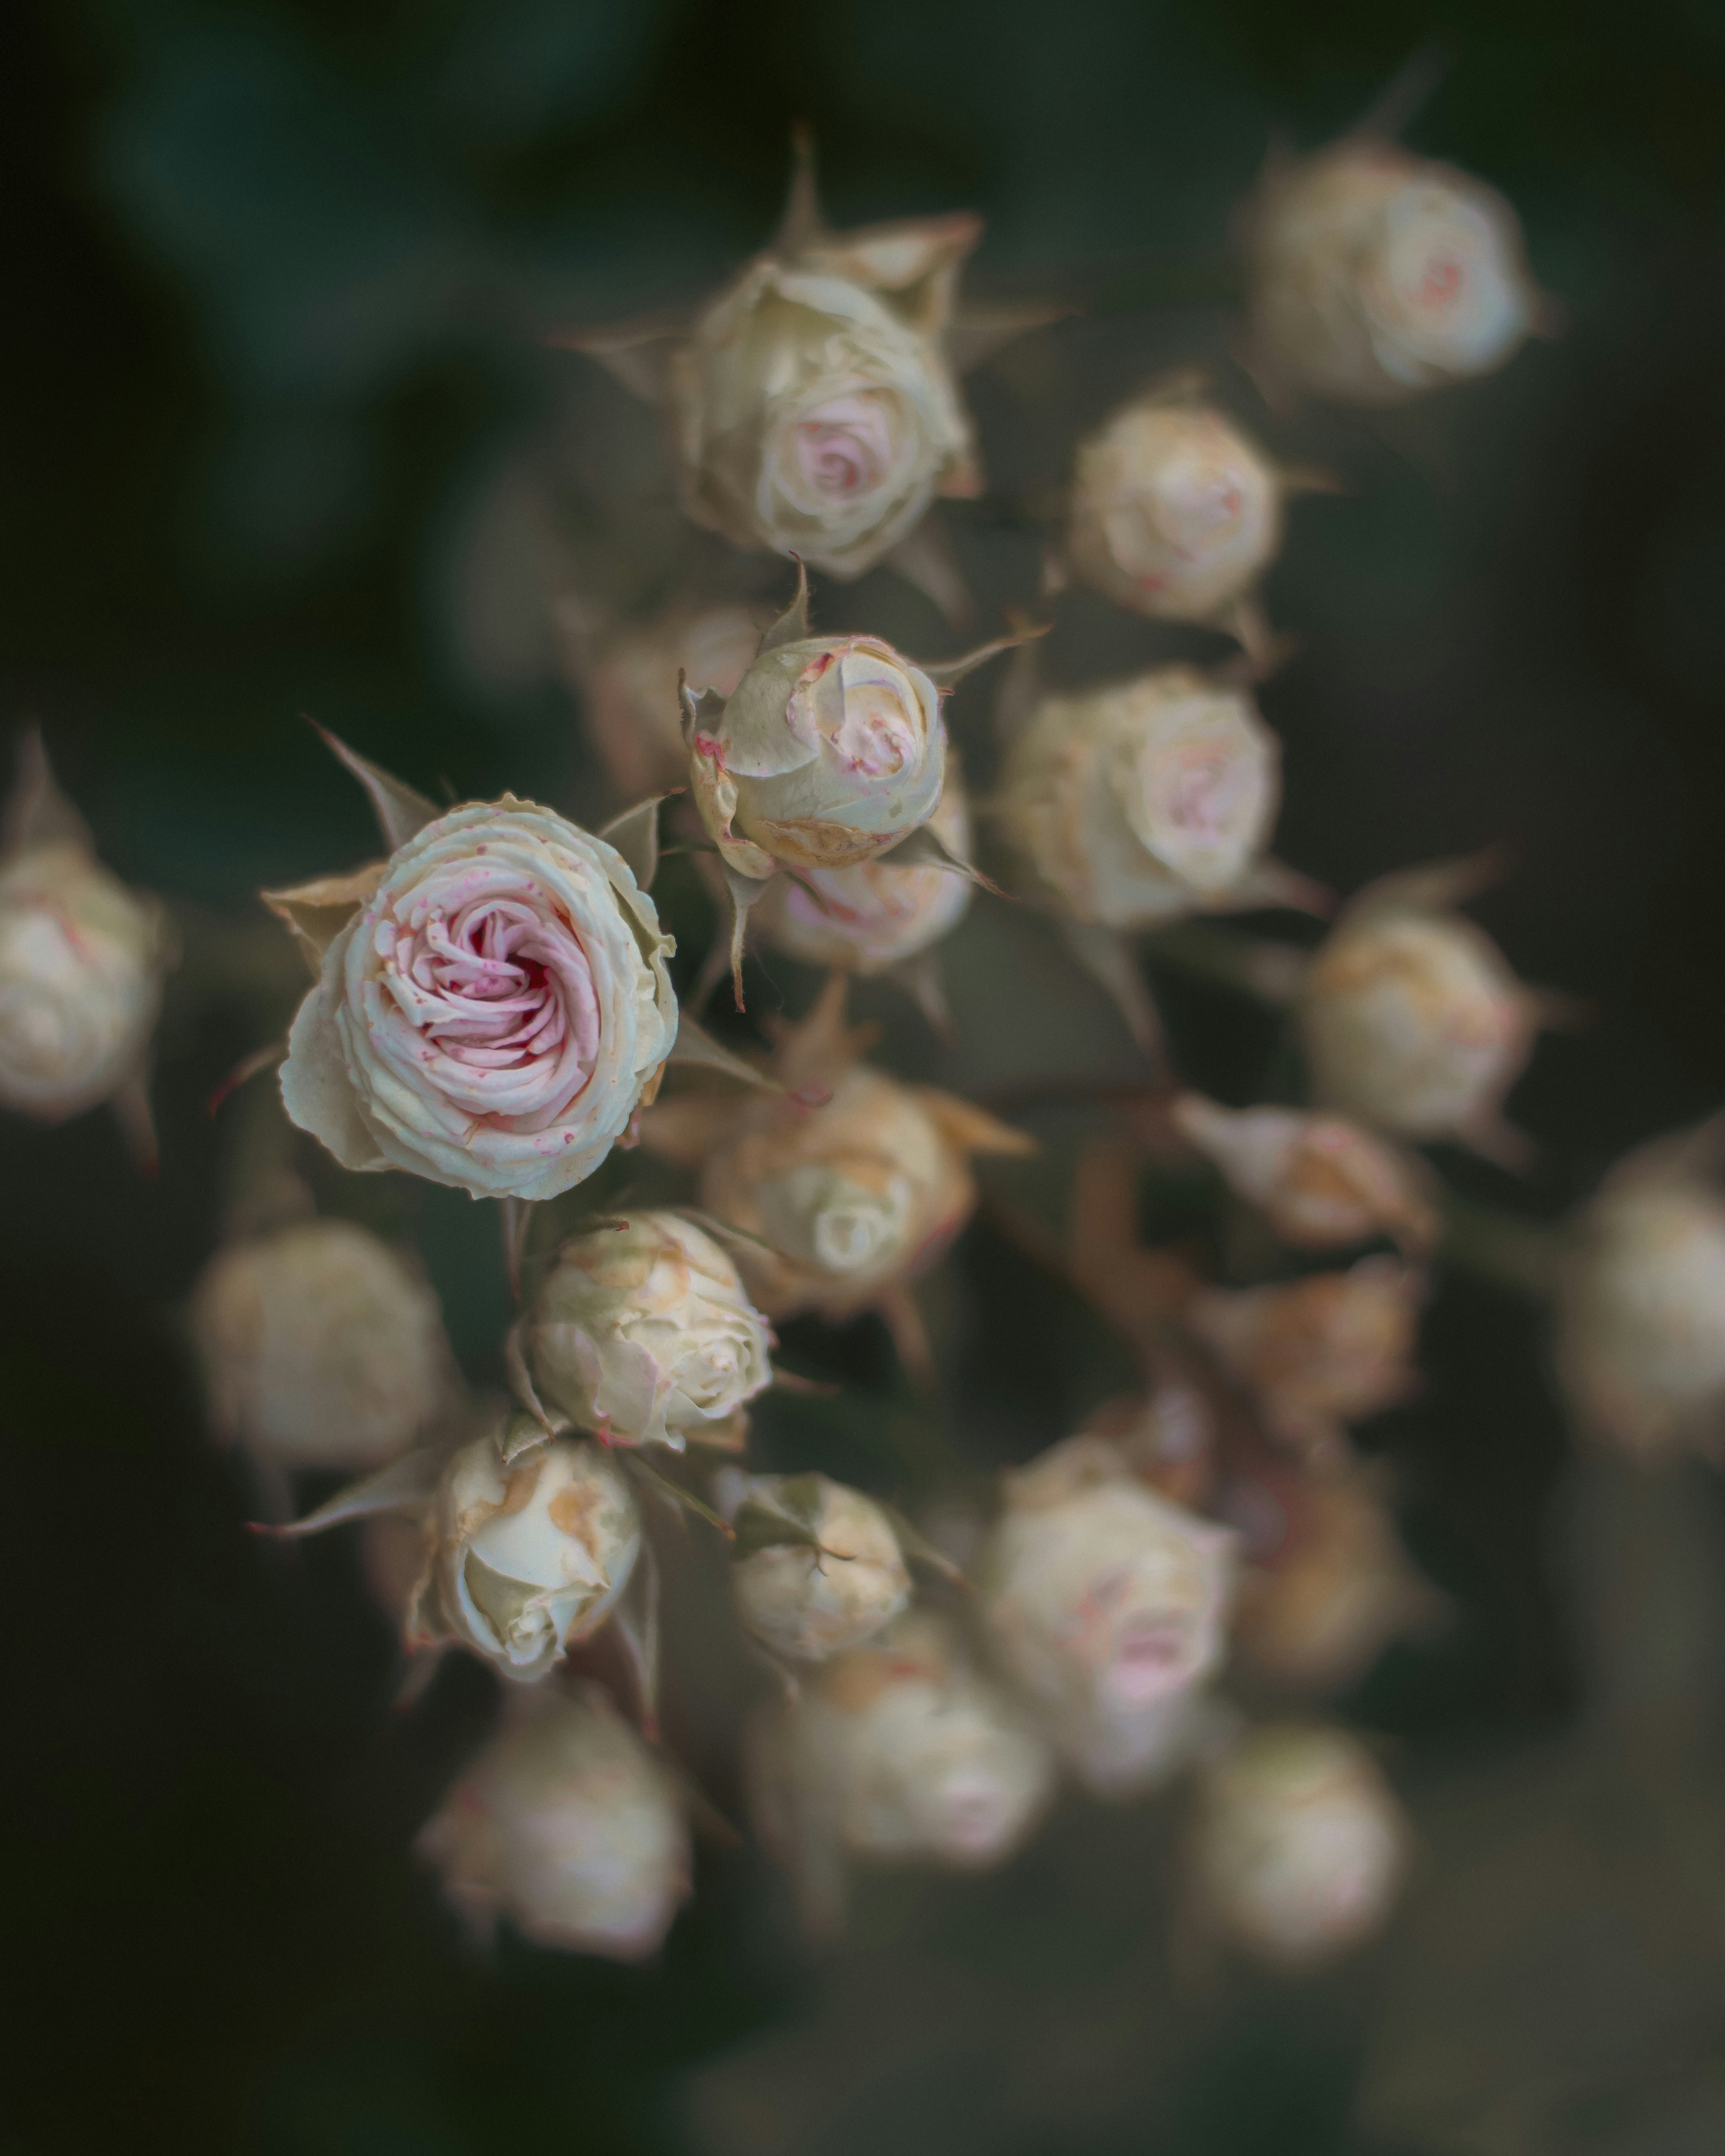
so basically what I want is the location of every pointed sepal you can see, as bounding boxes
[598,796,666,893]
[756,558,812,655]
[668,1006,778,1089]
[312,726,440,853]
[258,1446,442,1539]
[1,726,92,857]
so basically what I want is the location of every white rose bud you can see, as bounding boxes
[566,139,996,584]
[190,1216,456,1470]
[561,601,761,804]
[1189,1256,1424,1458]
[1191,1723,1409,1966]
[994,666,1299,930]
[728,1472,911,1660]
[1243,140,1544,406]
[0,733,170,1131]
[517,1209,774,1452]
[755,1611,1054,1909]
[274,778,676,1203]
[1557,1120,1725,1459]
[1065,388,1286,643]
[418,1684,690,1959]
[1233,1468,1438,1696]
[749,764,973,976]
[408,1430,641,1682]
[978,1436,1236,1797]
[1299,865,1549,1158]
[1170,1093,1439,1255]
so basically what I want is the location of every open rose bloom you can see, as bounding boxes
[271,748,676,1202]
[0,731,171,1140]
[995,666,1308,931]
[190,1215,456,1471]
[726,1471,911,1661]
[1170,1093,1439,1255]
[1064,386,1288,650]
[979,1436,1236,1797]
[516,1209,774,1451]
[1556,1119,1725,1459]
[557,599,761,804]
[750,1611,1056,1934]
[418,1685,690,1960]
[1242,140,1544,406]
[1300,865,1551,1158]
[407,1429,642,1683]
[1191,1723,1409,1966]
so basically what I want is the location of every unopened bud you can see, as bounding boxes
[418,1684,690,1958]
[191,1217,455,1470]
[519,1210,773,1451]
[1191,1723,1408,1965]
[729,1472,911,1660]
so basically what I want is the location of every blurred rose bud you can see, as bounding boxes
[1065,387,1285,641]
[995,666,1302,929]
[703,1065,1023,1321]
[687,620,947,885]
[1171,1093,1439,1255]
[1557,1120,1725,1459]
[418,1684,690,1959]
[560,601,760,803]
[272,743,676,1203]
[727,1471,911,1660]
[408,1429,641,1682]
[1233,1468,1438,1695]
[1079,1382,1220,1512]
[1189,1257,1424,1457]
[1191,1723,1409,1966]
[518,1210,774,1452]
[979,1436,1236,1797]
[1299,866,1548,1159]
[752,1611,1054,1930]
[190,1217,456,1471]
[1243,141,1543,406]
[0,733,170,1131]
[749,764,973,975]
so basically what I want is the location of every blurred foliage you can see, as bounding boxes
[10,0,1725,2152]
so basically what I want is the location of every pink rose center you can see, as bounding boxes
[1418,254,1463,313]
[386,882,601,1131]
[794,395,893,499]
[1109,1616,1195,1701]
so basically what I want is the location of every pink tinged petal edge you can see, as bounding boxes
[278,960,387,1172]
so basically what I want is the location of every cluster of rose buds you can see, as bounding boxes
[23,100,1712,2001]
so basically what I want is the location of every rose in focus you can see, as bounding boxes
[276,797,676,1202]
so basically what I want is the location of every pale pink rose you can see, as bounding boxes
[279,800,676,1202]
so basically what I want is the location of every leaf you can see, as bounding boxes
[312,724,440,851]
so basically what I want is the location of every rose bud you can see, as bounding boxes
[689,996,1030,1339]
[557,599,761,804]
[0,729,171,1143]
[418,1684,690,1959]
[270,735,676,1203]
[1188,1256,1424,1458]
[748,762,973,981]
[1190,1723,1409,1966]
[1233,1467,1439,1696]
[1170,1093,1439,1255]
[681,566,1023,1001]
[1241,139,1545,407]
[514,1210,773,1453]
[726,1471,911,1661]
[751,1611,1055,1932]
[1299,862,1553,1162]
[1063,382,1296,654]
[558,137,1039,589]
[1556,1118,1725,1459]
[407,1428,641,1683]
[978,1436,1236,1798]
[190,1216,456,1471]
[994,665,1314,932]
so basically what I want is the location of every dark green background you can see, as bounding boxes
[8,1,1725,2150]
